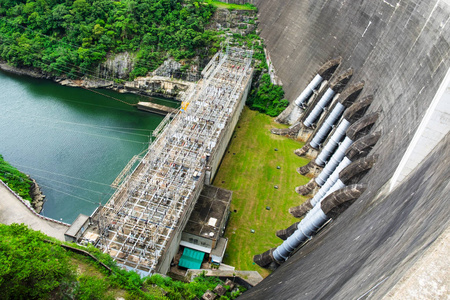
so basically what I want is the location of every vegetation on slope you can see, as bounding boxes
[247,73,289,117]
[0,223,246,299]
[213,107,310,277]
[0,0,287,116]
[202,0,257,11]
[0,0,219,79]
[247,40,289,117]
[0,155,33,202]
[226,30,289,116]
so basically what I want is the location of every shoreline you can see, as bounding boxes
[0,61,193,101]
[29,178,45,214]
[0,62,192,216]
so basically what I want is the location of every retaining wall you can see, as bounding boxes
[240,0,450,298]
[0,179,70,227]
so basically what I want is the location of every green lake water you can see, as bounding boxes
[0,70,177,223]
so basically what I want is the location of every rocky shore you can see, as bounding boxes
[0,61,193,101]
[29,178,45,214]
[0,61,50,79]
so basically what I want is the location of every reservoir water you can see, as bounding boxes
[0,70,177,223]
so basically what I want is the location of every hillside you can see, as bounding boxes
[0,0,218,80]
[0,223,246,299]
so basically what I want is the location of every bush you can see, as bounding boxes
[247,74,288,117]
[74,275,113,300]
[145,273,226,299]
[0,224,75,299]
[0,155,33,202]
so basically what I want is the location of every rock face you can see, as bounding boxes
[123,76,194,100]
[153,58,201,82]
[208,8,257,36]
[98,52,136,80]
[153,58,182,78]
[240,0,450,299]
[29,178,45,214]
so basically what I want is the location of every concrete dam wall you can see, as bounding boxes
[240,0,450,299]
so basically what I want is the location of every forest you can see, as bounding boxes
[0,223,246,299]
[0,0,288,115]
[0,0,219,79]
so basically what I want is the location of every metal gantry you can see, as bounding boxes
[93,47,253,275]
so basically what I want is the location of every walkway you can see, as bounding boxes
[0,182,69,240]
[187,269,264,287]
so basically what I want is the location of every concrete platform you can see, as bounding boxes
[0,182,69,240]
[187,269,263,287]
[137,101,178,115]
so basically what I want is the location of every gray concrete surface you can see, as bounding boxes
[253,0,450,205]
[236,0,450,299]
[241,132,450,299]
[384,225,450,299]
[0,183,69,240]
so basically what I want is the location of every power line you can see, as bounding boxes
[0,114,150,144]
[0,17,116,80]
[0,30,182,108]
[1,111,153,137]
[0,35,135,107]
[81,86,136,107]
[11,163,113,187]
[31,174,113,196]
[31,50,179,108]
[0,35,128,106]
[38,183,100,205]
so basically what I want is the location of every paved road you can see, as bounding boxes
[0,183,69,240]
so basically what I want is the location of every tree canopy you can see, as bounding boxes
[0,224,75,299]
[0,0,218,79]
[0,223,246,299]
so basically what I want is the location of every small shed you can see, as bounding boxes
[64,214,90,243]
[178,247,205,270]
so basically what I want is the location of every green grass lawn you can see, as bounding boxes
[212,107,310,277]
[203,0,257,11]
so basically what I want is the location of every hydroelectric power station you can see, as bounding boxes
[1,0,449,298]
[68,47,254,275]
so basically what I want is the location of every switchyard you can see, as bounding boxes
[79,47,253,276]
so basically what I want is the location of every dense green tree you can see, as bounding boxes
[247,74,289,117]
[0,0,218,79]
[0,223,245,299]
[0,224,75,299]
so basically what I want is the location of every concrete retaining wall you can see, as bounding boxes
[207,69,254,183]
[0,179,70,227]
[241,0,450,298]
[254,0,450,194]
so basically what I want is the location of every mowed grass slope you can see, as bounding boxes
[213,107,310,277]
[202,0,257,10]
